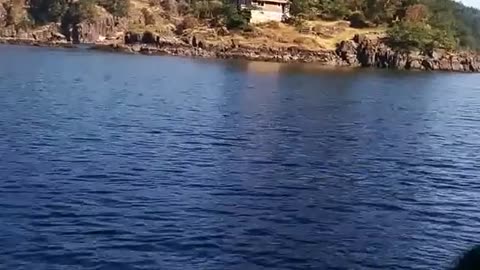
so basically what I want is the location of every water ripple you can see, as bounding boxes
[0,46,479,270]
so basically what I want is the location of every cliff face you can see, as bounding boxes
[69,8,127,43]
[0,1,125,43]
[337,34,480,72]
[0,4,6,25]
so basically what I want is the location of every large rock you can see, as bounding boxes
[124,31,158,45]
[141,31,156,44]
[422,59,435,70]
[124,31,185,48]
[31,23,62,41]
[438,58,451,71]
[407,59,422,70]
[0,26,16,37]
[336,40,358,65]
[450,56,464,71]
[335,35,480,72]
[70,11,126,43]
[0,4,7,26]
[125,31,142,44]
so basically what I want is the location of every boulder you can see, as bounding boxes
[450,56,463,71]
[333,35,480,72]
[353,34,367,44]
[231,38,239,49]
[428,49,445,60]
[336,40,358,65]
[217,27,229,36]
[422,59,435,70]
[71,11,126,43]
[438,59,451,71]
[16,30,30,39]
[407,59,422,70]
[141,31,157,44]
[125,32,142,44]
[0,26,16,37]
[0,3,7,26]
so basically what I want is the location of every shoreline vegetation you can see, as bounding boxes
[1,0,480,72]
[2,33,480,73]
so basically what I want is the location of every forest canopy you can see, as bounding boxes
[290,0,480,50]
[3,0,480,51]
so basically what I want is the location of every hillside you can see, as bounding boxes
[0,0,480,52]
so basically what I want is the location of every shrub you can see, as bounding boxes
[293,36,319,49]
[15,15,35,30]
[175,15,198,34]
[348,11,368,28]
[177,0,190,15]
[404,4,429,23]
[293,18,310,34]
[223,4,249,30]
[191,0,223,19]
[29,0,69,24]
[62,0,96,25]
[148,0,160,6]
[387,21,456,51]
[99,0,129,17]
[141,8,155,25]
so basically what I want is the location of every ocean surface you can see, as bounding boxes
[1,45,480,270]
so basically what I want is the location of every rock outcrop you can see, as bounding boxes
[336,34,480,72]
[2,22,480,73]
[72,15,126,43]
[0,23,67,42]
[117,32,480,72]
[0,4,7,26]
[101,33,344,64]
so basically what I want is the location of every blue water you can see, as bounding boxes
[1,45,480,270]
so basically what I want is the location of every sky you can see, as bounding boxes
[459,0,480,8]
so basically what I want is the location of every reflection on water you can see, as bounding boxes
[232,59,363,75]
[0,45,480,270]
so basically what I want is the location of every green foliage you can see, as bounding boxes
[99,0,130,17]
[68,0,97,24]
[191,0,223,19]
[222,3,249,29]
[216,0,251,29]
[404,4,428,22]
[141,8,155,25]
[175,15,198,34]
[321,0,350,20]
[387,21,455,50]
[29,0,96,25]
[290,0,350,19]
[29,0,69,23]
[15,15,35,30]
[288,0,480,50]
[290,0,317,18]
[8,0,480,51]
[348,11,368,28]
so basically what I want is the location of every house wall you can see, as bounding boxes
[250,9,284,23]
[260,2,283,12]
[249,0,288,23]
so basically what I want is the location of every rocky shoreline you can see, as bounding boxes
[2,34,480,72]
[0,38,77,48]
[336,35,480,72]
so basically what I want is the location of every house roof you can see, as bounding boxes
[253,0,288,3]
